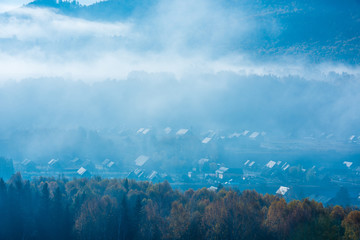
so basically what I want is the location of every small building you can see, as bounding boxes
[148,171,159,182]
[343,161,353,168]
[208,186,218,192]
[137,128,145,134]
[135,155,149,167]
[249,132,259,139]
[164,127,172,134]
[142,128,150,134]
[21,159,37,172]
[102,159,111,166]
[202,137,212,144]
[70,157,83,168]
[216,167,229,179]
[276,186,290,196]
[176,129,189,136]
[266,160,276,169]
[48,159,62,170]
[77,167,91,177]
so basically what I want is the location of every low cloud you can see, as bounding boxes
[0,0,359,83]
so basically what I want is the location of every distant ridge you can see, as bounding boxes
[25,0,360,64]
[27,0,156,21]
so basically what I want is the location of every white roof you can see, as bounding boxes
[343,161,353,168]
[199,158,209,164]
[164,127,171,134]
[243,130,249,136]
[102,159,110,165]
[276,186,289,195]
[22,159,32,165]
[277,161,282,165]
[217,167,229,172]
[283,164,290,171]
[142,129,150,134]
[202,137,212,144]
[148,171,158,180]
[77,167,87,175]
[326,134,334,139]
[349,135,355,141]
[244,160,250,166]
[176,129,188,135]
[249,132,260,139]
[229,132,241,138]
[137,128,145,133]
[48,159,58,165]
[107,161,115,168]
[208,186,218,191]
[95,164,103,170]
[248,161,255,167]
[135,155,149,166]
[266,160,276,169]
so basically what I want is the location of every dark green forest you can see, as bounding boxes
[0,173,359,240]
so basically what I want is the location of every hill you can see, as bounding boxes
[25,0,360,64]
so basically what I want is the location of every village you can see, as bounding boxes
[1,126,359,206]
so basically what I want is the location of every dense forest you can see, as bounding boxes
[0,173,359,240]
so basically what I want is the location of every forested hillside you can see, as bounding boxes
[0,173,359,240]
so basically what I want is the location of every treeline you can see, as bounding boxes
[0,173,359,240]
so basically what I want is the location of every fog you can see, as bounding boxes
[0,0,359,166]
[0,0,359,81]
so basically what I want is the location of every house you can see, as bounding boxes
[215,167,243,181]
[135,155,149,167]
[127,168,148,180]
[282,162,290,171]
[208,186,218,191]
[176,129,189,136]
[70,157,83,168]
[266,160,276,169]
[164,127,172,134]
[77,167,91,177]
[343,161,353,168]
[102,159,117,170]
[249,132,260,139]
[215,167,229,179]
[102,159,111,166]
[223,168,244,181]
[21,159,37,172]
[276,186,290,196]
[48,159,62,170]
[202,137,212,144]
[148,171,160,182]
[137,128,145,134]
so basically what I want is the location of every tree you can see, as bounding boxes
[37,182,52,239]
[168,201,190,240]
[0,178,7,239]
[342,211,360,240]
